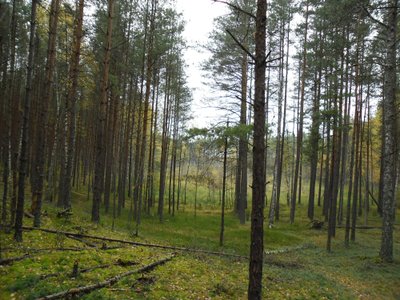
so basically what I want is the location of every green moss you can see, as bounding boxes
[0,188,399,299]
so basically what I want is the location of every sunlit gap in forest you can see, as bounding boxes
[0,0,399,299]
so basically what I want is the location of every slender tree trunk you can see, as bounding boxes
[345,73,356,247]
[307,29,322,220]
[61,0,84,210]
[351,58,363,242]
[323,107,331,220]
[2,0,18,226]
[269,18,285,227]
[146,69,159,213]
[290,1,308,224]
[338,33,351,225]
[237,50,248,225]
[177,143,183,211]
[327,80,341,251]
[220,121,229,246]
[135,0,157,235]
[14,0,38,242]
[158,70,172,222]
[184,148,191,206]
[92,0,114,223]
[31,0,61,227]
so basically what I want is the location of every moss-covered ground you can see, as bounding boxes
[0,191,399,299]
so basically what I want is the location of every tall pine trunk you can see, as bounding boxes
[248,0,266,298]
[14,0,38,242]
[61,0,84,210]
[290,1,308,224]
[92,0,114,223]
[380,0,398,262]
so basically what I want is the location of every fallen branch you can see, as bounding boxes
[308,220,324,229]
[0,253,31,265]
[40,264,107,280]
[57,208,73,218]
[264,256,303,269]
[40,259,138,280]
[21,226,248,259]
[25,247,89,253]
[3,245,123,255]
[24,211,34,218]
[37,255,175,300]
[368,190,382,212]
[264,244,314,256]
[65,234,98,248]
[337,225,382,229]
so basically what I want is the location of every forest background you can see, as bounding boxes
[0,0,399,298]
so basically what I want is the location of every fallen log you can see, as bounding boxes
[21,226,248,259]
[25,247,89,253]
[37,255,175,300]
[0,253,31,265]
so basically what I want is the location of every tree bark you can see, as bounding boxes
[380,0,398,262]
[31,0,61,228]
[14,0,38,242]
[220,121,229,246]
[290,1,308,224]
[92,0,114,223]
[248,0,266,298]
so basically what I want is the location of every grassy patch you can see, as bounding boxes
[0,190,399,299]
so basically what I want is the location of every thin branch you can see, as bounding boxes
[226,29,256,61]
[213,0,256,19]
[266,56,282,65]
[360,4,388,29]
[368,189,382,211]
[0,254,31,265]
[262,50,273,65]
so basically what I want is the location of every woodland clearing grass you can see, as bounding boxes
[0,189,399,299]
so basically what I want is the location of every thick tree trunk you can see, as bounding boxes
[380,0,398,262]
[248,0,266,298]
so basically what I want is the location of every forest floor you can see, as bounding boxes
[1,192,399,299]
